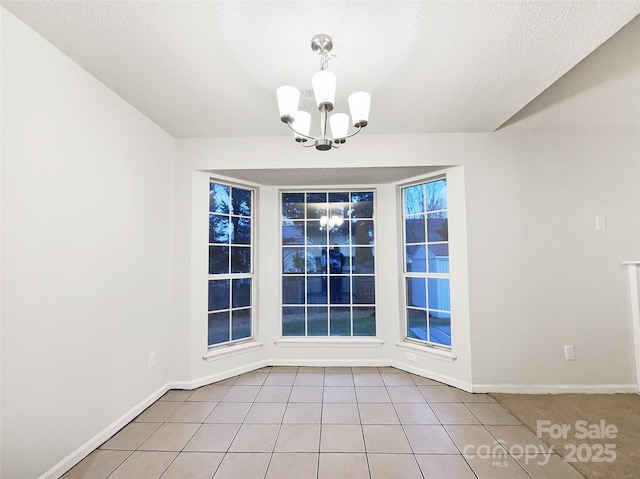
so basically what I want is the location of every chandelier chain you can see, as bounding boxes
[320,53,337,71]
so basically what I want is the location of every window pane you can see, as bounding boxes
[210,183,230,214]
[307,276,327,304]
[307,247,327,274]
[407,309,427,341]
[282,276,305,304]
[209,214,230,243]
[428,244,449,273]
[282,221,305,245]
[405,215,425,243]
[353,307,376,336]
[282,193,305,219]
[328,221,350,245]
[208,279,230,311]
[281,190,376,338]
[428,278,450,311]
[406,245,426,273]
[283,247,305,274]
[406,277,426,308]
[231,246,251,273]
[306,192,327,219]
[352,276,375,304]
[329,276,350,304]
[208,181,254,349]
[329,247,347,274]
[402,178,450,348]
[351,192,374,218]
[282,307,305,336]
[232,187,251,216]
[232,309,251,341]
[329,192,349,217]
[429,311,451,346]
[353,220,374,245]
[308,307,328,336]
[306,220,326,245]
[208,311,230,345]
[232,279,251,308]
[404,184,425,215]
[353,247,375,274]
[209,245,229,274]
[427,212,448,242]
[231,217,251,244]
[330,307,350,336]
[426,179,447,211]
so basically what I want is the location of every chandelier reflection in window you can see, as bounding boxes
[319,214,344,230]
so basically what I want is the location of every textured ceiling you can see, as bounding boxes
[2,1,639,138]
[501,13,640,131]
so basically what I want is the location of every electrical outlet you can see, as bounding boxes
[564,345,575,361]
[406,352,417,362]
[148,351,156,369]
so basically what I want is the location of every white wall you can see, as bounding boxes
[1,10,175,479]
[174,130,639,392]
[464,131,640,389]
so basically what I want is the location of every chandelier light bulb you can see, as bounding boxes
[348,92,371,128]
[277,86,300,123]
[329,113,349,140]
[311,70,336,112]
[292,111,311,141]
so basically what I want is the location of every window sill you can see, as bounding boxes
[203,341,263,361]
[396,342,457,363]
[275,338,384,348]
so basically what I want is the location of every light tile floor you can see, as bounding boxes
[62,367,585,479]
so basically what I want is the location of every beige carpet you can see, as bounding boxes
[491,393,640,479]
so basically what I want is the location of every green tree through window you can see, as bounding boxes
[208,182,254,346]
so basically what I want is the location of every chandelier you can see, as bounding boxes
[276,34,371,151]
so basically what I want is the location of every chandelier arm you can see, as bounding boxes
[338,124,363,141]
[285,120,318,141]
[286,120,363,143]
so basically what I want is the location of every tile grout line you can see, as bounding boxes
[102,450,136,479]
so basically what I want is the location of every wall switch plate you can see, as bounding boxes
[148,351,156,369]
[564,345,575,361]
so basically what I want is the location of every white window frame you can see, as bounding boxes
[279,188,378,339]
[400,175,452,351]
[207,178,257,350]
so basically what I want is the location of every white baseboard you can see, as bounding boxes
[267,358,389,368]
[389,360,473,392]
[38,383,171,479]
[472,383,639,394]
[170,360,270,390]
